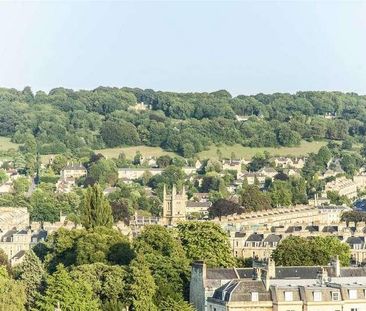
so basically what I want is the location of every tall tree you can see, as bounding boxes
[13,250,45,310]
[36,264,100,311]
[272,236,350,266]
[127,255,157,311]
[81,184,114,229]
[0,266,26,311]
[177,222,235,267]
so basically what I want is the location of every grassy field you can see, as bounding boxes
[198,140,327,160]
[95,146,178,159]
[0,136,19,151]
[40,140,327,164]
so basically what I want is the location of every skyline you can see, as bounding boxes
[0,1,366,95]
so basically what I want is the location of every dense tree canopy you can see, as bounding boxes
[1,87,366,157]
[272,236,350,267]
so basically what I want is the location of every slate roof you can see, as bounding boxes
[246,233,264,242]
[206,268,238,280]
[322,226,338,233]
[275,266,322,279]
[186,201,211,208]
[64,163,86,170]
[346,236,364,245]
[263,234,281,244]
[213,280,271,302]
[340,267,366,277]
[236,268,255,279]
[235,232,246,238]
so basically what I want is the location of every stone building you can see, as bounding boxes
[190,258,366,311]
[161,184,187,226]
[61,163,87,179]
[324,177,358,199]
[214,205,346,231]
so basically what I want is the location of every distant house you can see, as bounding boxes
[258,166,277,179]
[186,201,211,216]
[274,157,305,169]
[241,172,267,185]
[61,163,87,180]
[118,168,164,180]
[222,159,242,173]
[324,177,358,199]
[128,102,149,112]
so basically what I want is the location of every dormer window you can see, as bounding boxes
[284,291,293,302]
[332,291,340,301]
[313,291,322,301]
[251,292,259,301]
[349,289,358,300]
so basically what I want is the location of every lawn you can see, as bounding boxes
[198,140,327,160]
[95,146,178,159]
[0,136,19,151]
[39,140,327,164]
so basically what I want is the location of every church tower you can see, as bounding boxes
[161,184,187,226]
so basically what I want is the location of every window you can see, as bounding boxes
[350,308,358,311]
[284,291,293,302]
[313,291,322,301]
[251,292,259,302]
[331,292,340,301]
[349,289,358,300]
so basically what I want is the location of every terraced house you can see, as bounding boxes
[190,258,366,311]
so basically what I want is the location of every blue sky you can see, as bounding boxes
[0,1,365,95]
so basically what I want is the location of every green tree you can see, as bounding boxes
[269,180,293,207]
[0,267,26,311]
[37,264,100,311]
[13,250,45,310]
[12,177,31,195]
[127,255,158,311]
[81,184,114,229]
[208,199,244,219]
[88,159,118,185]
[240,185,272,211]
[0,169,8,184]
[51,154,68,174]
[160,297,195,311]
[272,236,350,266]
[177,222,235,267]
[71,263,127,306]
[134,225,190,302]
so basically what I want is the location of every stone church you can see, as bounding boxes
[161,184,187,226]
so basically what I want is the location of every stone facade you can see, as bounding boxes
[191,259,366,311]
[324,177,358,199]
[161,185,187,226]
[214,205,345,231]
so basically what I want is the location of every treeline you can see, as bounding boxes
[1,87,366,157]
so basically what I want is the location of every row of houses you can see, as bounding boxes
[190,258,366,311]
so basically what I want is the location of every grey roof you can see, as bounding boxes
[322,226,338,233]
[275,266,322,279]
[236,268,255,279]
[186,201,211,208]
[263,234,281,243]
[32,230,47,241]
[286,226,302,233]
[64,163,86,170]
[1,229,17,242]
[206,268,238,280]
[12,250,26,259]
[213,280,271,302]
[346,236,364,245]
[305,225,319,232]
[235,232,246,238]
[340,267,366,277]
[246,233,264,242]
